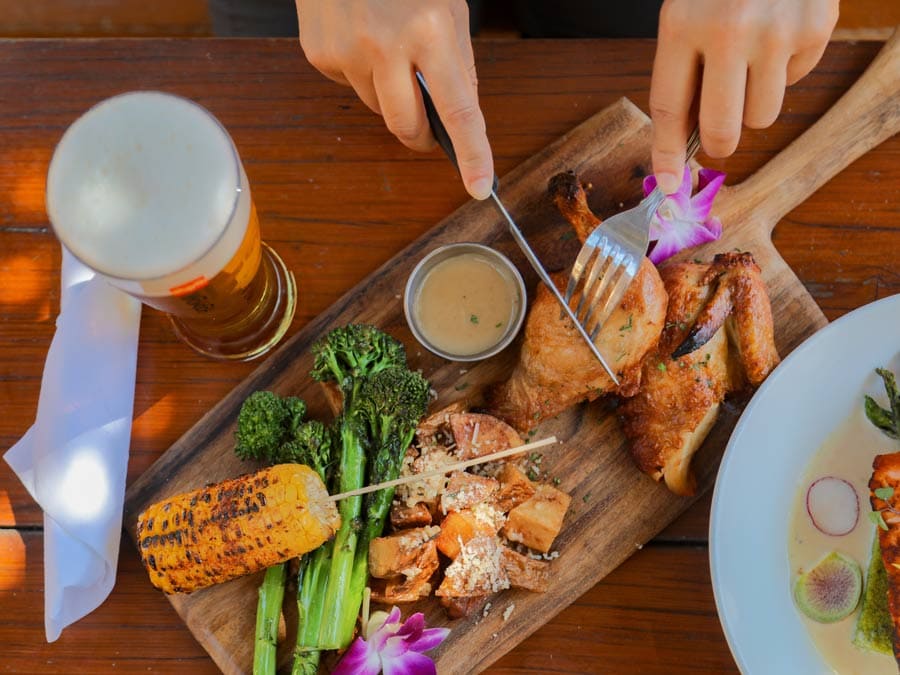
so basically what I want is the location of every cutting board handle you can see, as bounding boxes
[718,27,900,230]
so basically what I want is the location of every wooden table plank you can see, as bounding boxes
[0,37,897,672]
[0,529,734,674]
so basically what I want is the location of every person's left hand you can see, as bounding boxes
[649,0,839,193]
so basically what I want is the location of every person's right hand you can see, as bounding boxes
[296,0,495,200]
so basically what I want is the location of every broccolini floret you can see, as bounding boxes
[234,391,307,462]
[310,324,405,399]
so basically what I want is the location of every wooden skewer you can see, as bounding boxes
[325,435,559,502]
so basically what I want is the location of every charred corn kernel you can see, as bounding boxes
[136,464,340,594]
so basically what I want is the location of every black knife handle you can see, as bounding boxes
[415,71,499,193]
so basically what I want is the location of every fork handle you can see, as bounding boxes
[415,72,499,193]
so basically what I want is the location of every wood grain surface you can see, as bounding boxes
[1,37,898,674]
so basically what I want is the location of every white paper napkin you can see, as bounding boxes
[4,247,141,641]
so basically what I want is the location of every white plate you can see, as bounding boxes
[710,294,900,674]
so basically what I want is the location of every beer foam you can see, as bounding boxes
[47,92,242,281]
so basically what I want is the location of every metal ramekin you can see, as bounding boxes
[403,242,527,362]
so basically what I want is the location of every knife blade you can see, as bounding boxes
[414,71,619,385]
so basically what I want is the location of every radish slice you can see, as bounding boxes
[806,477,859,536]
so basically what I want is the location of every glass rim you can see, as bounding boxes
[46,90,245,284]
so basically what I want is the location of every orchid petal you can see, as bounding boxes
[365,610,391,640]
[687,169,726,220]
[697,167,726,193]
[332,636,383,675]
[648,217,721,264]
[642,173,657,197]
[396,612,426,640]
[382,650,438,675]
[406,626,451,653]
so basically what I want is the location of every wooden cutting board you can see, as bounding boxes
[123,31,900,675]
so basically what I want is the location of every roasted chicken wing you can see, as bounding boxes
[621,252,779,495]
[486,172,667,431]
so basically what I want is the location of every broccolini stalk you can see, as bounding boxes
[253,562,287,675]
[319,367,430,648]
[303,326,410,651]
[234,393,336,675]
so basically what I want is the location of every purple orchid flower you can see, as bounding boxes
[332,607,450,675]
[642,165,726,264]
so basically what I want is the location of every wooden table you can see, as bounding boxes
[0,37,897,674]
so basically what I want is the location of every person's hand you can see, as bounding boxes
[649,0,839,193]
[296,0,494,200]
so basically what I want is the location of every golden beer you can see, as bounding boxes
[46,91,296,360]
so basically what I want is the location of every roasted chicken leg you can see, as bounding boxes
[620,252,779,495]
[486,171,667,431]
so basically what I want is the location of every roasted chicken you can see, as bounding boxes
[869,452,900,664]
[620,252,779,495]
[486,172,667,431]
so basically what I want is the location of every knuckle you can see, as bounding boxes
[759,22,789,51]
[658,0,689,38]
[743,106,777,129]
[443,102,482,132]
[648,98,683,127]
[383,114,426,145]
[701,124,739,156]
[410,5,450,43]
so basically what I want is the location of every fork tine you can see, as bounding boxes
[588,259,637,339]
[581,249,626,327]
[574,237,613,319]
[575,247,612,325]
[564,232,600,305]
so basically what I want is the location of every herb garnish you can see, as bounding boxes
[619,314,633,332]
[470,314,479,325]
[865,368,899,439]
[870,486,898,531]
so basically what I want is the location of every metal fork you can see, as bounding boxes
[564,126,702,339]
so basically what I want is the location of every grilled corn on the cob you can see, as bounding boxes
[136,464,340,594]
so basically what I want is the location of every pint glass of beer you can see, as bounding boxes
[45,91,296,361]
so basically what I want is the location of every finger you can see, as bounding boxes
[649,34,699,194]
[344,70,381,116]
[786,43,827,85]
[744,55,788,129]
[417,38,493,200]
[449,0,478,93]
[373,63,435,152]
[698,54,748,158]
[315,66,351,87]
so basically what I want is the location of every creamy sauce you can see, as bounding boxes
[413,253,519,356]
[789,409,900,674]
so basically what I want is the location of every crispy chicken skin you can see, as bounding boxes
[485,173,667,432]
[621,253,779,495]
[870,452,900,664]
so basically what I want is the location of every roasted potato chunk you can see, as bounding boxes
[439,594,491,619]
[502,484,571,553]
[449,412,523,460]
[436,536,510,598]
[495,463,537,512]
[389,502,433,530]
[368,526,440,579]
[501,547,550,592]
[440,471,499,514]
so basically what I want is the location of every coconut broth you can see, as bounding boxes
[788,409,900,674]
